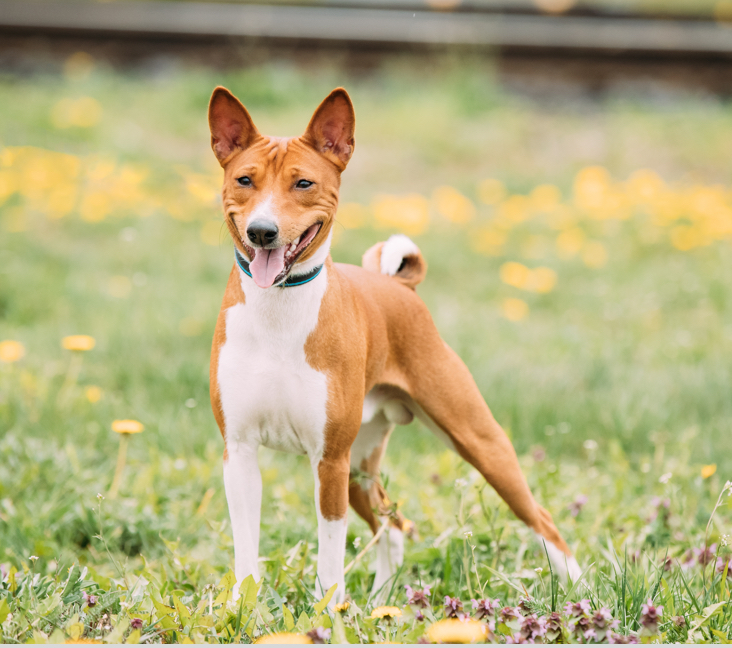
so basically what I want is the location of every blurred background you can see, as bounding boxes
[1,0,732,630]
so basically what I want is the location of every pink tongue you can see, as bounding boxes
[250,246,286,288]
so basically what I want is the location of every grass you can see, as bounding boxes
[1,52,732,643]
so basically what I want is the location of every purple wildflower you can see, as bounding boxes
[532,447,546,462]
[564,599,591,618]
[83,591,97,607]
[520,614,547,642]
[306,627,331,644]
[570,615,593,641]
[471,598,500,620]
[697,544,716,566]
[640,599,663,634]
[545,612,564,641]
[609,632,639,644]
[505,634,529,644]
[406,585,431,608]
[499,606,522,625]
[584,628,598,642]
[130,618,143,630]
[444,595,464,619]
[716,556,732,577]
[569,495,588,517]
[662,556,673,571]
[681,549,695,569]
[591,607,613,630]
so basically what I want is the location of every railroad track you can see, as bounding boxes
[2,0,732,57]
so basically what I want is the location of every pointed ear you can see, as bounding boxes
[208,86,260,165]
[302,88,355,170]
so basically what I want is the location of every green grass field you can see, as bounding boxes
[1,53,732,643]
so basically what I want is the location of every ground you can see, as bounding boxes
[1,53,732,643]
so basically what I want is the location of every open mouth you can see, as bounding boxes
[243,222,321,289]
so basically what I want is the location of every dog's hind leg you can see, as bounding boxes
[349,390,412,600]
[408,343,581,581]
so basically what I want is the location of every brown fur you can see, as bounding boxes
[209,86,573,559]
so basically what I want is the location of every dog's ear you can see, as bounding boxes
[208,87,260,165]
[302,88,355,170]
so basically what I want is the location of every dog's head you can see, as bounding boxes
[208,86,355,289]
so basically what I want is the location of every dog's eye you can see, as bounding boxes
[295,179,314,189]
[236,176,252,187]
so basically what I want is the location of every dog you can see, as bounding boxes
[208,86,581,603]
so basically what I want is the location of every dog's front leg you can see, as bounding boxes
[223,441,262,596]
[312,455,350,604]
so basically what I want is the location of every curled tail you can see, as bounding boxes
[362,234,427,290]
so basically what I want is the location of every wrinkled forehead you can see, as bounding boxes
[225,135,336,182]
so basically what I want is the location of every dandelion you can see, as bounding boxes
[501,297,529,322]
[130,618,143,630]
[702,464,717,479]
[406,585,431,608]
[370,606,402,620]
[58,335,96,405]
[639,598,663,634]
[305,627,331,644]
[444,596,464,619]
[108,419,144,499]
[85,385,103,403]
[255,633,312,644]
[62,335,96,351]
[334,601,350,613]
[0,340,25,363]
[471,598,500,620]
[427,618,488,644]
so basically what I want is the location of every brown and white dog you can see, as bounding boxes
[208,86,580,603]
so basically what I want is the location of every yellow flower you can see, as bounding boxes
[112,420,144,434]
[500,262,531,290]
[334,601,350,613]
[85,386,103,403]
[0,340,25,363]
[428,618,489,644]
[702,464,717,479]
[337,202,369,229]
[556,227,585,258]
[372,194,429,235]
[528,267,557,294]
[433,186,476,224]
[62,335,96,351]
[370,606,402,620]
[502,298,529,322]
[255,633,312,644]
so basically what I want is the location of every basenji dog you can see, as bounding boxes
[208,86,581,603]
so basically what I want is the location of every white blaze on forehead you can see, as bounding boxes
[247,194,278,228]
[380,234,420,276]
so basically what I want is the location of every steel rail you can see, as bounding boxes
[1,0,732,55]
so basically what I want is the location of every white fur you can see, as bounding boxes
[223,441,262,591]
[371,525,404,601]
[380,234,419,276]
[352,387,412,468]
[246,194,276,229]
[218,257,330,595]
[313,469,348,603]
[536,533,582,582]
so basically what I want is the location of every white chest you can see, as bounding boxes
[217,270,329,457]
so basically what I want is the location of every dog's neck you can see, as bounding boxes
[235,231,333,333]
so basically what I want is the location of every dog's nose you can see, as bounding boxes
[246,220,279,247]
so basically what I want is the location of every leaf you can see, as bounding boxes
[331,612,349,644]
[238,575,260,610]
[152,599,178,631]
[690,601,726,632]
[295,610,312,633]
[313,583,338,615]
[283,605,295,631]
[218,570,236,592]
[0,598,10,625]
[105,618,130,644]
[174,595,191,626]
[481,564,524,594]
[712,629,732,644]
[125,629,141,644]
[61,564,82,602]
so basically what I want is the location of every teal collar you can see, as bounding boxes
[235,248,324,288]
